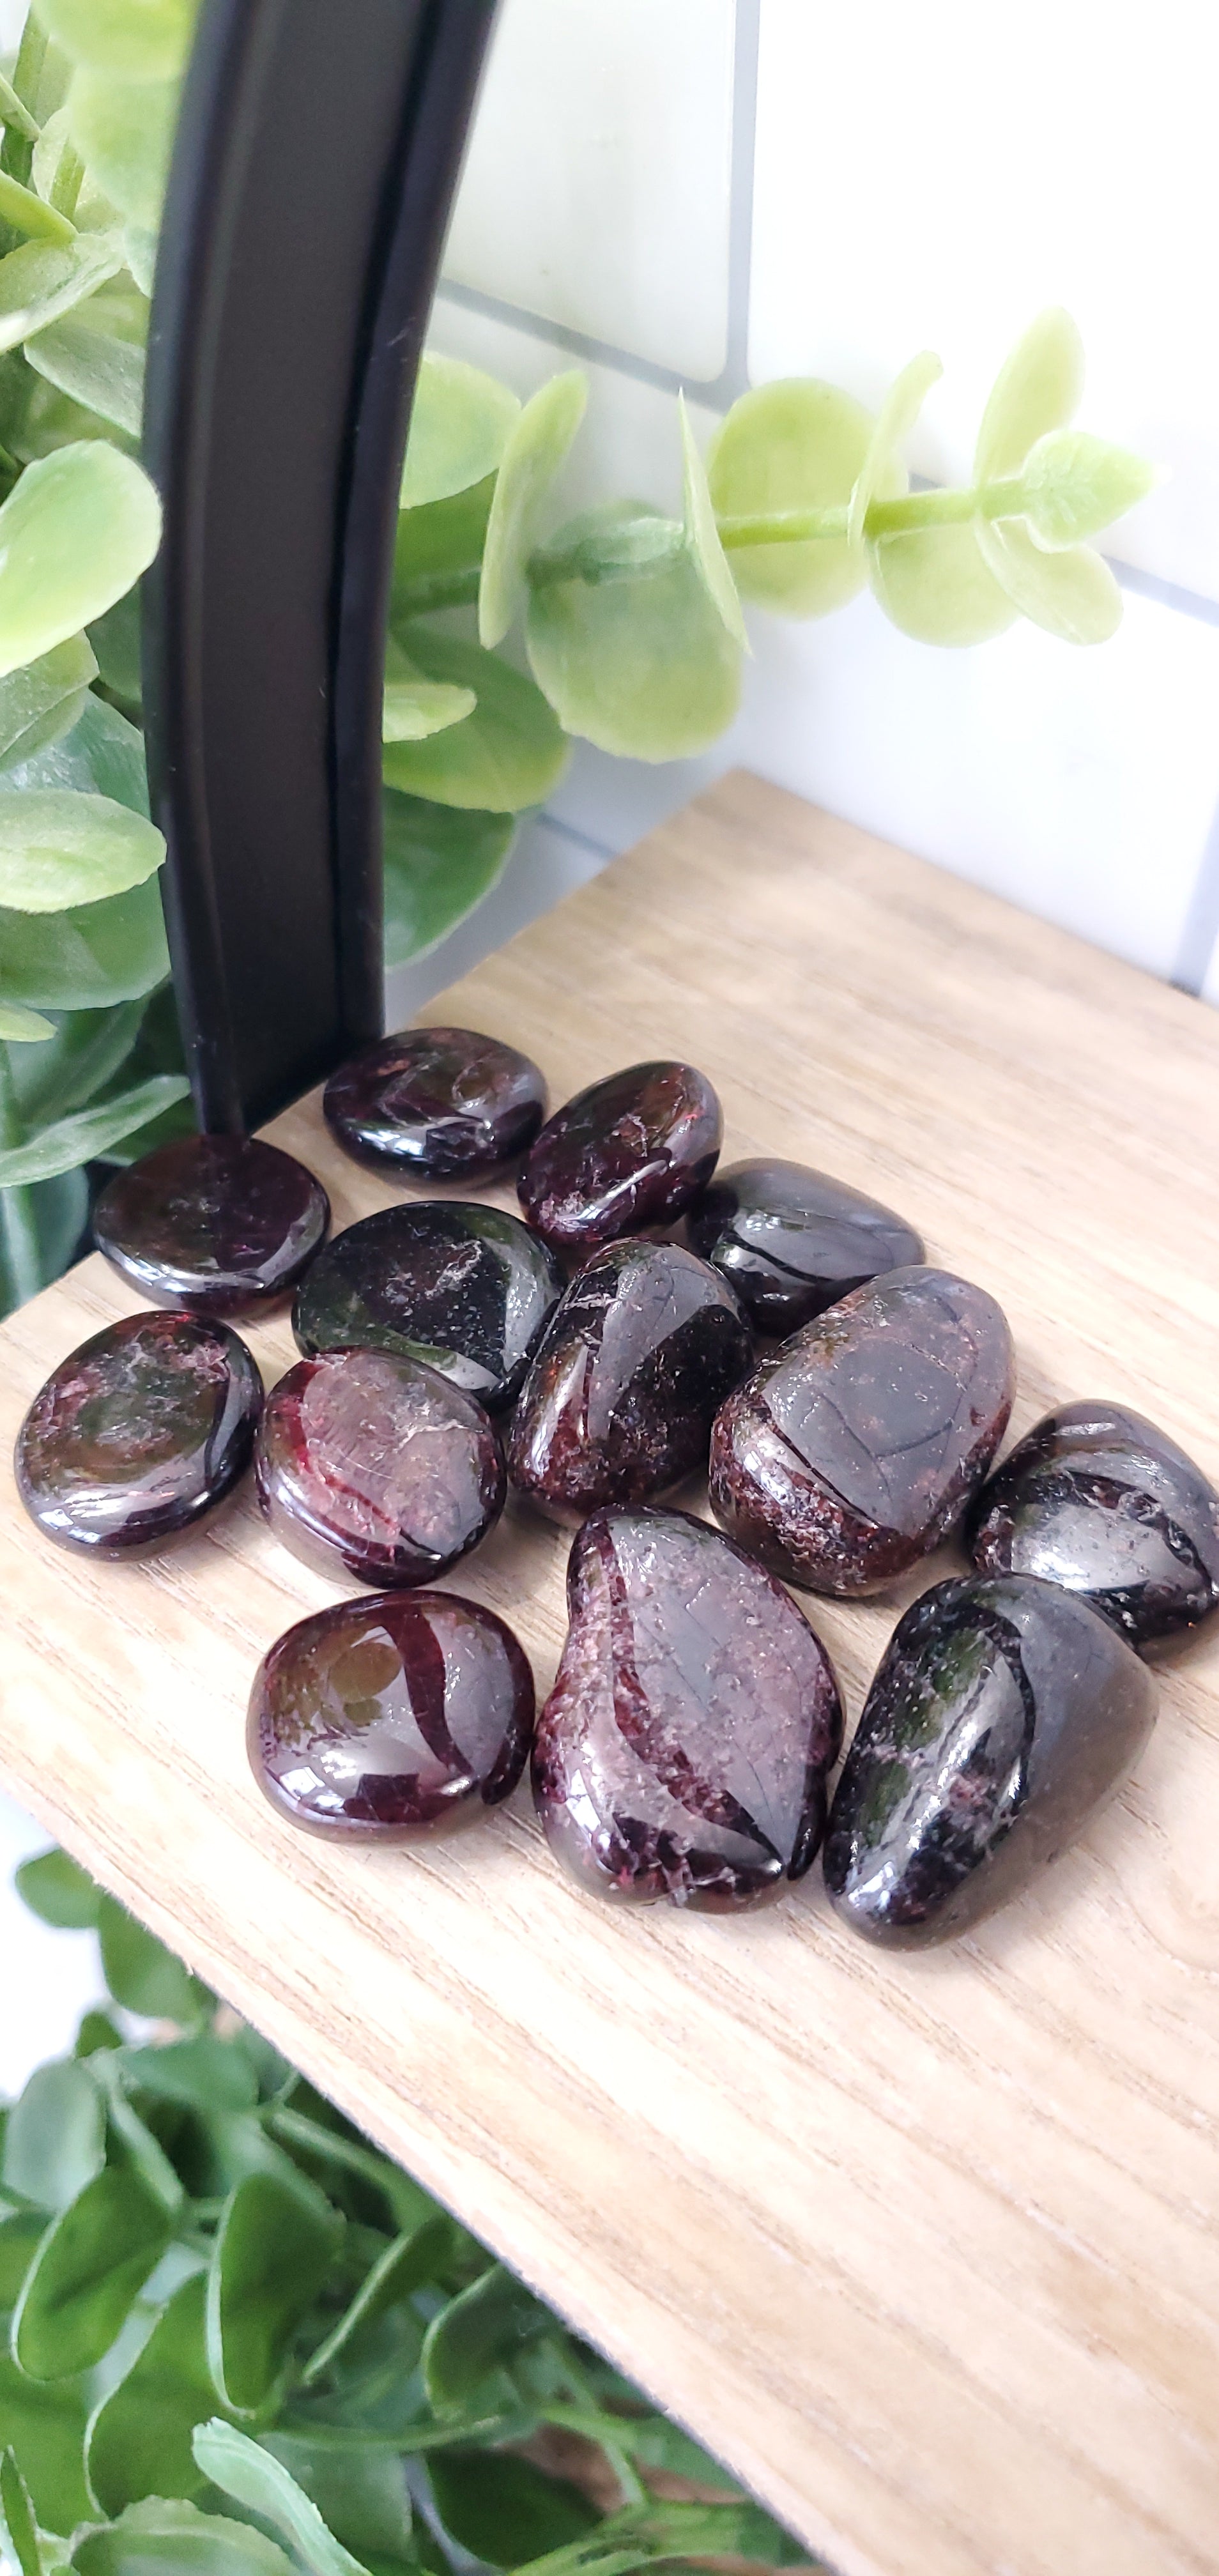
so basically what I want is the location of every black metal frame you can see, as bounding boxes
[142,0,498,1133]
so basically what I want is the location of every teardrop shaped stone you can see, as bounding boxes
[17,1310,263,1556]
[249,1590,535,1840]
[533,1506,843,1911]
[292,1201,564,1409]
[323,1025,547,1178]
[507,1239,753,1526]
[93,1135,330,1317]
[518,1060,722,1254]
[823,1574,1157,1947]
[709,1265,1015,1594]
[256,1347,506,1584]
[687,1158,924,1335]
[969,1400,1219,1653]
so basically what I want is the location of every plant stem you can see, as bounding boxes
[0,1048,43,1308]
[717,475,1027,550]
[392,567,481,619]
[50,141,84,222]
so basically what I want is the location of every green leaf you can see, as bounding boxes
[0,1168,88,1314]
[193,2422,372,2576]
[0,73,43,149]
[88,586,142,711]
[1016,428,1156,547]
[381,676,475,746]
[0,1003,56,1039]
[113,2038,257,2117]
[401,355,520,511]
[526,500,741,761]
[86,2272,218,2515]
[429,2453,597,2568]
[847,350,939,554]
[423,2264,551,2414]
[206,2173,342,2418]
[97,1897,210,2025]
[12,2168,171,2382]
[0,236,124,359]
[26,276,148,438]
[0,2446,43,2576]
[6,691,150,814]
[381,790,515,969]
[385,628,567,813]
[0,171,75,246]
[64,73,179,231]
[15,1848,100,1930]
[0,884,166,1009]
[480,370,587,647]
[95,2076,185,2220]
[37,2,196,85]
[974,308,1084,485]
[122,229,155,298]
[708,378,873,618]
[0,636,98,772]
[390,477,491,622]
[260,2436,413,2572]
[0,1072,188,1184]
[264,2105,440,2240]
[0,790,163,911]
[70,2498,294,2576]
[974,519,1123,642]
[0,2355,90,2536]
[12,999,150,1128]
[3,2066,105,2215]
[867,523,1015,645]
[74,2012,123,2059]
[0,2214,49,2314]
[301,2217,452,2388]
[678,394,746,649]
[0,443,160,677]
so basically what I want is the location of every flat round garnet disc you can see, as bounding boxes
[94,1134,330,1318]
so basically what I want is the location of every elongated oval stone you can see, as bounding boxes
[709,1265,1015,1595]
[256,1347,505,1585]
[824,1574,1157,1946]
[17,1310,263,1555]
[323,1025,547,1178]
[519,1060,722,1254]
[507,1239,753,1526]
[249,1591,535,1840]
[688,1158,924,1335]
[533,1507,843,1910]
[292,1202,564,1410]
[969,1400,1219,1653]
[93,1135,330,1317]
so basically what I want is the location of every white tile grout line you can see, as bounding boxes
[1170,790,1219,995]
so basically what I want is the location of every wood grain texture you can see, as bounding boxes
[1,771,1218,2576]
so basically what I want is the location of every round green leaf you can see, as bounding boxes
[428,2453,597,2569]
[260,2435,414,2572]
[0,2214,49,2313]
[13,2168,171,2382]
[384,628,567,812]
[65,70,179,231]
[193,2422,373,2576]
[206,2173,342,2418]
[867,523,1016,645]
[75,2010,124,2057]
[0,1003,56,1039]
[401,355,520,510]
[3,2065,105,2216]
[382,790,516,967]
[422,2263,549,2413]
[479,369,587,647]
[848,350,940,553]
[13,1004,150,1144]
[301,2216,451,2387]
[0,236,125,360]
[0,1073,188,1184]
[38,0,196,84]
[88,587,143,712]
[708,378,873,617]
[26,277,148,438]
[974,308,1084,484]
[9,692,151,815]
[0,443,161,678]
[97,1896,210,2023]
[0,636,98,773]
[86,2273,218,2515]
[1017,429,1157,547]
[71,2498,295,2576]
[0,883,167,1010]
[390,476,491,622]
[0,793,164,912]
[975,519,1123,642]
[381,677,475,745]
[0,2354,91,2537]
[526,500,742,761]
[678,393,746,649]
[14,1848,100,1930]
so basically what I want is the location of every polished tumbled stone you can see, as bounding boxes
[507,1239,753,1526]
[709,1264,1015,1595]
[969,1400,1219,1654]
[323,1024,547,1179]
[518,1060,722,1255]
[93,1135,330,1317]
[292,1201,564,1411]
[256,1346,505,1586]
[533,1506,843,1910]
[823,1574,1157,1947]
[688,1158,924,1335]
[17,1310,263,1556]
[249,1590,535,1839]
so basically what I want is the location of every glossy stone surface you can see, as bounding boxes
[533,1506,843,1911]
[256,1347,505,1585]
[709,1265,1015,1596]
[969,1400,1219,1653]
[323,1024,547,1179]
[93,1135,330,1317]
[507,1239,753,1526]
[519,1060,722,1255]
[687,1158,924,1335]
[249,1590,534,1841]
[824,1574,1157,1947]
[292,1202,564,1411]
[16,1310,262,1556]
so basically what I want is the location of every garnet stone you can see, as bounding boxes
[969,1400,1219,1653]
[507,1239,753,1526]
[17,1310,263,1555]
[93,1135,330,1317]
[323,1025,547,1179]
[256,1346,505,1585]
[518,1061,722,1255]
[709,1264,1015,1595]
[823,1574,1157,1947]
[292,1202,564,1410]
[249,1590,535,1839]
[533,1507,843,1910]
[687,1158,924,1335]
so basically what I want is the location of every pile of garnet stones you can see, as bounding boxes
[15,1025,1219,1949]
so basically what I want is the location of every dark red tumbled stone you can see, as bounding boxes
[256,1346,505,1585]
[687,1158,924,1335]
[709,1264,1015,1596]
[508,1239,752,1526]
[93,1135,330,1317]
[518,1060,722,1255]
[323,1024,547,1179]
[292,1201,564,1410]
[16,1310,263,1556]
[249,1590,535,1840]
[533,1506,843,1911]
